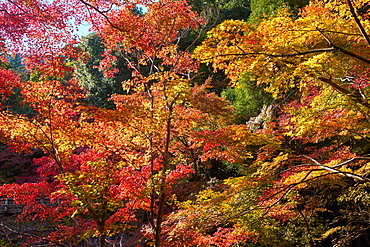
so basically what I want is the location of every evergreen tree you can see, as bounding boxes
[222,74,272,124]
[219,0,251,21]
[9,54,29,82]
[74,34,126,109]
[248,0,309,23]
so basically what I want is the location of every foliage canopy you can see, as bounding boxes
[0,0,370,246]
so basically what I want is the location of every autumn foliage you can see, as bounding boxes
[0,0,370,246]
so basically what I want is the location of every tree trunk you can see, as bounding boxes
[154,107,173,247]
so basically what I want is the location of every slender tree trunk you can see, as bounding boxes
[147,85,158,242]
[154,107,173,247]
[298,209,315,247]
[99,234,106,247]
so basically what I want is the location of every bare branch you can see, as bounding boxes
[183,24,208,53]
[318,28,333,45]
[301,155,370,182]
[332,156,370,168]
[238,155,370,218]
[318,77,370,109]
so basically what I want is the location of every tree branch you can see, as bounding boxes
[301,155,370,182]
[347,0,370,46]
[291,29,362,36]
[315,27,370,64]
[0,225,13,247]
[205,47,336,61]
[78,0,123,32]
[332,156,370,168]
[208,42,370,65]
[0,222,68,247]
[246,171,334,217]
[6,0,28,14]
[318,77,370,109]
[206,28,370,67]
